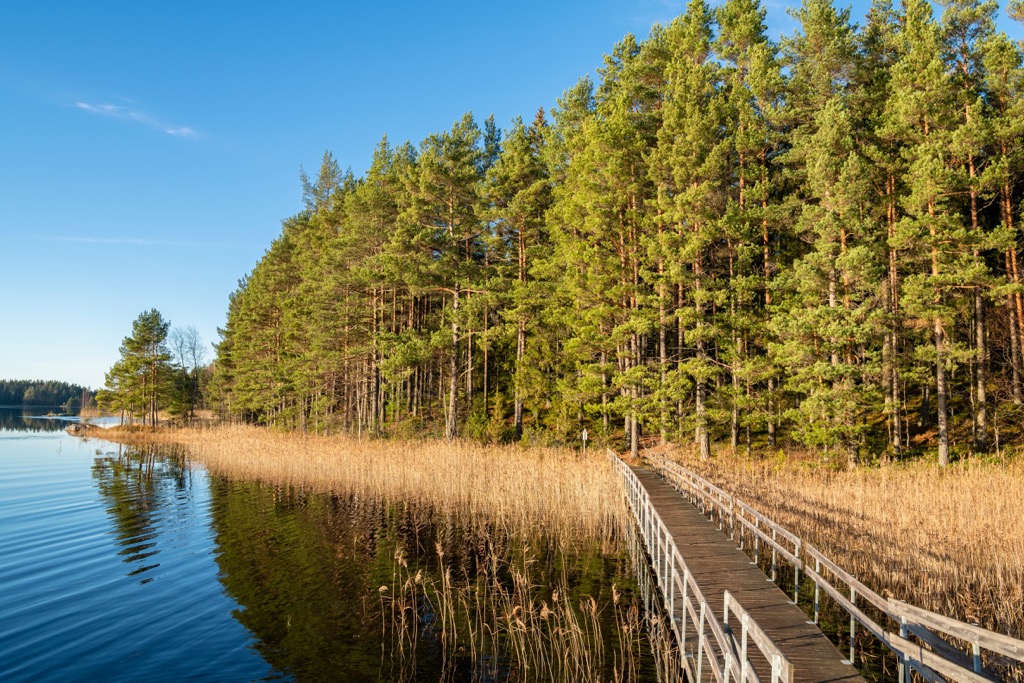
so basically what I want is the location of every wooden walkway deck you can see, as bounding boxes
[631,465,864,683]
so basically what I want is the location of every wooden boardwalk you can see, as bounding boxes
[631,465,864,683]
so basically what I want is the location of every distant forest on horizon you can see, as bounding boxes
[0,380,94,410]
[208,0,1024,465]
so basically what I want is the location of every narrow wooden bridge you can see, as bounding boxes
[611,451,1024,683]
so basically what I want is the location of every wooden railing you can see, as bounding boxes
[645,451,1024,682]
[611,451,795,683]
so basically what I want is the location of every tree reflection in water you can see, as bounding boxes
[90,443,664,681]
[0,408,70,433]
[91,444,193,582]
[209,479,659,681]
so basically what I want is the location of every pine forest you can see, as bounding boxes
[210,0,1024,466]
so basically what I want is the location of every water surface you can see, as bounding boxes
[0,409,273,681]
[0,409,653,681]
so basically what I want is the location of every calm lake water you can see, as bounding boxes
[0,408,654,681]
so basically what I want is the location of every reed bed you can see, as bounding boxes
[676,450,1024,641]
[381,534,647,682]
[92,424,625,544]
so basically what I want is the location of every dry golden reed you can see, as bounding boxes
[380,534,645,682]
[91,424,625,542]
[676,450,1024,640]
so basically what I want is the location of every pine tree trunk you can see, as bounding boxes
[483,333,488,415]
[968,150,987,452]
[936,318,949,466]
[883,331,892,446]
[659,270,667,446]
[601,349,609,433]
[828,266,839,368]
[1000,170,1024,382]
[974,289,987,451]
[1012,249,1024,371]
[763,197,775,447]
[514,318,524,440]
[466,321,473,409]
[1008,266,1023,405]
[447,286,460,440]
[629,330,640,459]
[371,289,379,434]
[729,243,739,452]
[887,176,902,457]
[930,196,949,464]
[514,225,527,440]
[696,373,709,460]
[731,369,740,451]
[745,334,751,458]
[678,281,686,441]
[630,409,639,459]
[695,252,710,460]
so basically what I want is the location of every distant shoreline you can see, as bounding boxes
[0,404,74,410]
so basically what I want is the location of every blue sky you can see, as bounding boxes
[0,0,1020,389]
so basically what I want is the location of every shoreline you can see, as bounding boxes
[73,423,626,545]
[71,423,1024,649]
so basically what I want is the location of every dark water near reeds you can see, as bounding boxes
[0,408,654,681]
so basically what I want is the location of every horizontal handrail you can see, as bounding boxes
[724,591,795,683]
[610,450,795,683]
[804,544,886,614]
[643,450,1024,682]
[888,599,1024,662]
[649,452,803,603]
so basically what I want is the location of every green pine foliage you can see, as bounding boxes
[98,309,173,426]
[208,0,1024,464]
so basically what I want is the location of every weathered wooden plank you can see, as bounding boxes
[888,598,1024,668]
[738,515,802,568]
[804,544,888,614]
[736,499,800,547]
[885,630,999,683]
[804,565,884,641]
[645,453,1024,683]
[629,466,863,683]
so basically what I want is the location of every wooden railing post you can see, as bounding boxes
[730,498,736,541]
[669,559,676,631]
[663,528,669,594]
[697,602,706,683]
[621,451,804,683]
[740,611,750,682]
[641,450,1024,683]
[814,557,821,625]
[771,527,778,582]
[794,540,801,604]
[755,518,760,564]
[681,568,689,650]
[899,617,910,683]
[849,584,856,664]
[718,492,723,530]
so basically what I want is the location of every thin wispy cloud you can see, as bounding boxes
[74,101,197,138]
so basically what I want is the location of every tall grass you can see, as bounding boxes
[674,449,1024,641]
[380,534,647,682]
[92,425,647,680]
[91,424,625,545]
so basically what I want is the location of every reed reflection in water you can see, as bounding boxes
[74,436,680,681]
[198,454,660,682]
